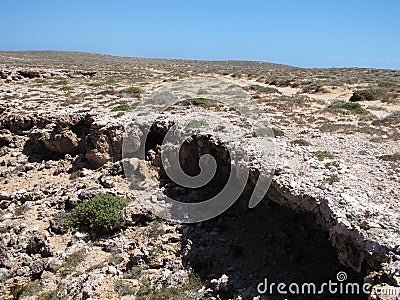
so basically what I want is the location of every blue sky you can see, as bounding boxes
[1,0,399,69]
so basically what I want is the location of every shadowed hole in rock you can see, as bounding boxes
[144,129,368,300]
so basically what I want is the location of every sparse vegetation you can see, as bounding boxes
[59,86,73,91]
[145,219,165,239]
[124,265,142,279]
[313,150,334,161]
[19,281,42,298]
[112,100,138,112]
[273,94,313,105]
[121,86,142,97]
[325,161,340,168]
[379,152,400,162]
[245,84,279,94]
[14,203,30,216]
[196,88,209,95]
[349,89,388,102]
[180,97,218,108]
[109,253,124,265]
[59,249,86,278]
[54,78,68,85]
[114,279,137,297]
[67,194,127,233]
[185,119,208,129]
[326,175,340,184]
[106,77,116,84]
[2,51,400,300]
[136,272,205,300]
[37,289,60,300]
[328,101,369,115]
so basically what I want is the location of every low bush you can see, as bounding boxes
[313,150,334,161]
[349,89,388,102]
[120,86,142,97]
[328,101,369,115]
[67,194,127,233]
[180,97,218,108]
[245,84,280,94]
[112,100,138,112]
[59,86,73,92]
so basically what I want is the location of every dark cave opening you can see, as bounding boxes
[144,130,369,300]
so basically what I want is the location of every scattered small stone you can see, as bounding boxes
[99,175,115,188]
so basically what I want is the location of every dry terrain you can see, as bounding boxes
[0,51,400,300]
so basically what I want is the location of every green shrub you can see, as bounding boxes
[349,89,387,102]
[59,86,73,91]
[185,119,208,129]
[326,175,340,184]
[106,77,116,84]
[245,84,279,94]
[112,100,138,112]
[54,78,68,85]
[121,86,142,97]
[20,281,42,297]
[325,161,340,168]
[328,102,369,115]
[34,78,46,83]
[313,150,334,161]
[180,97,218,108]
[67,194,127,233]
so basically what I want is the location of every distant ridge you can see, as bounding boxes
[0,50,295,71]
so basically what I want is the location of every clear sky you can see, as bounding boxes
[1,0,399,69]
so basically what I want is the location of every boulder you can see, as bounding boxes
[85,119,123,166]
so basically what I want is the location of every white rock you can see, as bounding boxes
[290,180,297,188]
[74,232,87,239]
[107,266,118,275]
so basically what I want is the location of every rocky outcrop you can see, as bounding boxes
[17,70,41,79]
[0,130,13,147]
[25,113,93,155]
[85,119,123,166]
[1,110,126,165]
[0,112,50,134]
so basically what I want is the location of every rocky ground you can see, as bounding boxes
[0,51,400,299]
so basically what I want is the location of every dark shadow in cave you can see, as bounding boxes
[181,200,367,300]
[144,128,368,300]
